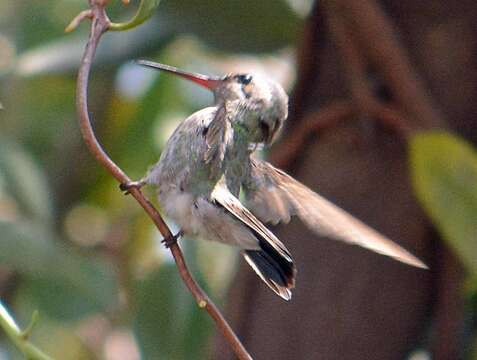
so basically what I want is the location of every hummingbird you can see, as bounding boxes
[122,60,427,301]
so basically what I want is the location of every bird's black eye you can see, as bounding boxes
[234,74,252,85]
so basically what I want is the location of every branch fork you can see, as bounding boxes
[272,0,441,169]
[0,303,52,360]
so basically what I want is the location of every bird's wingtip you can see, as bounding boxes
[415,260,429,270]
[400,254,429,270]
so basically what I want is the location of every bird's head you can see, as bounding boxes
[218,73,288,145]
[137,60,288,145]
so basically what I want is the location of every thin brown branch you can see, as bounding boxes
[65,9,93,33]
[335,0,447,129]
[288,2,326,121]
[270,101,355,169]
[324,4,415,139]
[74,2,252,359]
[368,102,414,139]
[270,99,412,170]
[325,5,374,113]
[273,0,445,175]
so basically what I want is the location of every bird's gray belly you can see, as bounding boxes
[159,187,259,250]
[158,186,202,236]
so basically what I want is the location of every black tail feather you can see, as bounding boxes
[243,246,296,301]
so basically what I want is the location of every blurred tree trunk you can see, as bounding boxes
[214,0,475,359]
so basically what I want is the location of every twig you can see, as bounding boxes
[65,9,93,33]
[271,101,355,169]
[0,302,53,360]
[288,1,326,121]
[335,0,447,129]
[274,1,421,171]
[73,1,252,359]
[324,7,414,138]
[270,101,412,170]
[325,6,375,114]
[367,102,413,138]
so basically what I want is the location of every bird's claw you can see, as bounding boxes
[162,230,184,248]
[119,180,145,195]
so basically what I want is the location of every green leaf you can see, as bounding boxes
[19,267,114,322]
[17,0,301,76]
[16,23,171,76]
[0,138,53,223]
[0,220,118,320]
[409,131,477,274]
[133,266,213,359]
[159,0,302,52]
[110,0,161,31]
[0,221,55,277]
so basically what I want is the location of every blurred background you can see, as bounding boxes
[0,1,476,359]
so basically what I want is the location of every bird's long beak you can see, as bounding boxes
[136,60,222,91]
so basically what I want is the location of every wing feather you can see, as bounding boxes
[244,158,427,269]
[211,184,293,263]
[211,183,296,298]
[204,105,231,180]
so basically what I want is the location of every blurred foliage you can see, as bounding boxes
[410,131,477,358]
[0,137,53,223]
[0,302,54,360]
[158,0,301,52]
[133,266,213,360]
[1,0,476,358]
[15,0,301,76]
[109,0,161,31]
[410,132,477,278]
[0,0,303,358]
[0,0,475,358]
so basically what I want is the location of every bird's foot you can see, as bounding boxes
[162,230,184,248]
[119,179,146,195]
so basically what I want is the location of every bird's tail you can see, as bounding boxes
[243,239,296,301]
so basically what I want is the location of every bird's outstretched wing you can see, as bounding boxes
[211,183,296,300]
[243,158,427,269]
